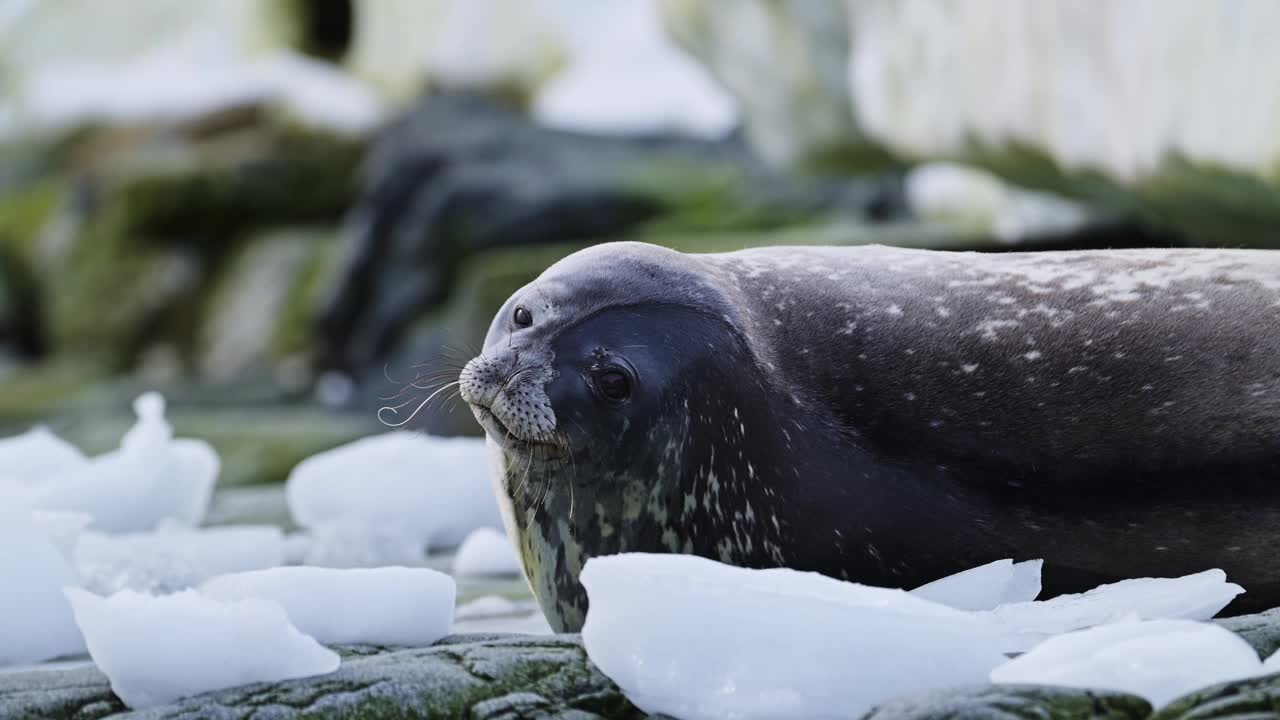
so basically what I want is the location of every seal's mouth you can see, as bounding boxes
[470,403,560,456]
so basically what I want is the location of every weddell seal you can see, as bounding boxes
[458,241,1280,631]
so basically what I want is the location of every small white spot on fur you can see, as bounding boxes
[961,363,979,374]
[1023,350,1043,361]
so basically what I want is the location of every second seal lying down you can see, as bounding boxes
[459,241,1280,632]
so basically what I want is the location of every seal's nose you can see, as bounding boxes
[459,353,506,409]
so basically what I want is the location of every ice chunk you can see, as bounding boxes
[283,532,312,565]
[201,566,455,647]
[0,425,85,487]
[31,510,92,560]
[76,524,285,594]
[912,559,1042,610]
[33,394,219,532]
[452,527,521,577]
[65,588,339,709]
[287,432,501,553]
[992,619,1263,708]
[990,569,1244,652]
[581,553,1006,720]
[0,509,87,666]
[301,520,425,568]
[1265,649,1280,672]
[454,595,523,620]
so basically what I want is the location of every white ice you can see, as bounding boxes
[299,521,428,568]
[65,588,339,710]
[8,46,383,140]
[911,559,1042,611]
[988,569,1244,652]
[75,524,285,595]
[0,425,85,490]
[1266,650,1280,673]
[33,393,219,533]
[452,595,552,635]
[451,527,522,577]
[286,432,502,558]
[532,0,738,138]
[200,566,455,647]
[991,619,1265,708]
[30,510,92,561]
[0,509,87,666]
[580,553,1006,720]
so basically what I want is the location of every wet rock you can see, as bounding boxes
[0,635,647,720]
[861,685,1152,720]
[316,91,900,375]
[1217,607,1280,660]
[1151,671,1280,719]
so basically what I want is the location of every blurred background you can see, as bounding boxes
[2,0,1278,497]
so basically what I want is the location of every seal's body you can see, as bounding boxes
[460,242,1280,631]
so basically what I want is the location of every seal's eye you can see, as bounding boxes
[596,369,631,402]
[513,306,532,327]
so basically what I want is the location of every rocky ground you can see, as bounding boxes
[4,609,1280,720]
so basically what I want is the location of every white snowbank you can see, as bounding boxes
[452,527,522,577]
[992,619,1265,708]
[201,566,455,647]
[75,524,285,594]
[533,0,737,138]
[286,432,502,559]
[989,569,1243,652]
[912,558,1042,611]
[66,588,339,709]
[33,393,219,533]
[0,509,87,666]
[10,49,383,139]
[581,553,1006,720]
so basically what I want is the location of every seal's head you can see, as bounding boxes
[460,241,744,464]
[458,242,777,630]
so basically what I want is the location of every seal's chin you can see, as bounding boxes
[469,403,561,457]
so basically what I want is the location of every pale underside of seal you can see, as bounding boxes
[462,241,1280,631]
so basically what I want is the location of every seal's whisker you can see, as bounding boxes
[377,381,460,428]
